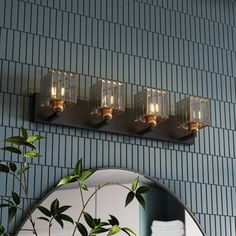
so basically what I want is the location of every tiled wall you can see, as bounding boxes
[0,0,236,235]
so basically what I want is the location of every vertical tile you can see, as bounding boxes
[0,0,235,233]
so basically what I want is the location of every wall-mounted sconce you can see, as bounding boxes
[89,80,125,120]
[134,88,169,128]
[176,96,210,140]
[40,70,78,112]
[32,71,211,145]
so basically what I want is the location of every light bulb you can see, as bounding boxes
[110,96,114,105]
[61,87,65,96]
[198,111,201,119]
[51,87,57,98]
[150,103,155,113]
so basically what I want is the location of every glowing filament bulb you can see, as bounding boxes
[103,95,107,107]
[150,103,155,113]
[61,87,65,96]
[110,96,114,105]
[51,87,57,98]
[198,111,201,119]
[156,104,159,113]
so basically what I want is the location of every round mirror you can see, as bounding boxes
[17,168,205,236]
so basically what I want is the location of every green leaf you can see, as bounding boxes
[99,222,110,227]
[37,217,50,222]
[136,186,149,195]
[54,217,64,228]
[69,175,80,183]
[21,127,28,140]
[79,182,88,191]
[0,204,11,208]
[131,176,139,191]
[80,169,96,181]
[9,163,17,172]
[108,225,121,235]
[0,163,10,173]
[57,176,71,187]
[23,151,41,158]
[94,218,101,226]
[57,205,71,214]
[122,229,131,236]
[23,142,37,150]
[122,227,137,236]
[0,225,8,236]
[75,159,83,176]
[91,227,109,234]
[0,225,5,233]
[50,199,59,216]
[16,165,30,176]
[108,215,119,226]
[57,214,74,224]
[26,135,44,143]
[37,205,51,217]
[5,136,24,145]
[8,206,17,223]
[76,222,88,236]
[125,191,135,207]
[83,212,95,229]
[12,192,20,205]
[1,199,14,206]
[135,194,145,209]
[1,147,22,154]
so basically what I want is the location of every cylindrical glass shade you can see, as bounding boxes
[176,96,210,132]
[40,71,78,112]
[89,80,125,119]
[134,88,169,127]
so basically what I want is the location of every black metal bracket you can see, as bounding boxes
[94,118,110,129]
[30,94,195,145]
[45,112,61,122]
[137,125,155,135]
[179,132,197,141]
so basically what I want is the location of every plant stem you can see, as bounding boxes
[71,182,132,236]
[49,219,53,236]
[18,229,35,232]
[8,172,25,190]
[9,168,38,234]
[21,160,38,236]
[79,186,85,208]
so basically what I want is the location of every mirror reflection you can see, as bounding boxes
[17,169,205,236]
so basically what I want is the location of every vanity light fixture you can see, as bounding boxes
[134,88,169,128]
[40,70,78,112]
[176,96,210,139]
[89,79,125,120]
[33,71,211,145]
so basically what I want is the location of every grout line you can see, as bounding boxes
[18,0,236,29]
[1,24,236,81]
[13,0,236,55]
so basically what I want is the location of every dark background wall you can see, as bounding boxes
[0,0,236,235]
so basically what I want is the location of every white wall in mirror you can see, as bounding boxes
[185,210,203,236]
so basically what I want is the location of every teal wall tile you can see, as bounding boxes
[0,0,235,235]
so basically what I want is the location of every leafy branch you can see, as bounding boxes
[0,128,43,236]
[57,160,149,236]
[0,128,150,236]
[36,199,73,236]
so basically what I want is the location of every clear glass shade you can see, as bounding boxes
[40,71,78,112]
[176,96,210,132]
[134,88,169,127]
[89,80,125,119]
